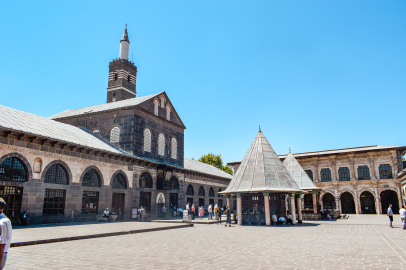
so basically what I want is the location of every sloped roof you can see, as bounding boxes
[184,158,233,179]
[283,150,320,190]
[0,105,127,155]
[222,130,303,194]
[48,93,162,120]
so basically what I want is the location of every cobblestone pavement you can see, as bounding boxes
[7,215,406,270]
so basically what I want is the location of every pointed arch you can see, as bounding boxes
[154,99,159,116]
[111,170,128,189]
[158,133,165,156]
[171,138,177,159]
[166,105,171,121]
[209,187,215,197]
[198,186,205,197]
[143,128,151,152]
[186,184,194,196]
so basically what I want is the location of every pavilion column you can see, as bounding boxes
[226,195,231,208]
[374,187,381,215]
[290,194,297,224]
[296,194,302,223]
[263,193,270,226]
[312,191,318,214]
[236,194,242,225]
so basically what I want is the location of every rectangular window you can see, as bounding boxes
[82,191,99,215]
[43,189,66,216]
[320,169,332,182]
[338,167,350,181]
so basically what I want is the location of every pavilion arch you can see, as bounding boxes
[80,165,104,187]
[110,170,128,189]
[380,189,400,214]
[0,152,33,180]
[41,160,72,184]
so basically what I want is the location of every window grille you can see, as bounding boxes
[0,158,27,182]
[166,106,171,121]
[82,169,101,187]
[161,97,165,108]
[358,166,370,180]
[112,173,127,189]
[379,164,392,179]
[154,100,159,116]
[305,170,313,181]
[143,129,151,152]
[44,164,69,185]
[110,127,120,143]
[82,191,99,215]
[186,185,194,196]
[158,134,165,156]
[320,168,332,182]
[198,186,205,197]
[171,138,177,159]
[139,172,153,188]
[43,189,66,216]
[338,167,350,181]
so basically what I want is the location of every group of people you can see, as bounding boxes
[388,204,406,229]
[185,203,235,227]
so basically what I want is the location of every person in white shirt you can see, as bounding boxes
[103,208,110,222]
[400,205,406,230]
[286,212,293,225]
[271,213,278,225]
[0,198,12,270]
[387,204,394,228]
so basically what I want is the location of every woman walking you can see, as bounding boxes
[199,206,204,220]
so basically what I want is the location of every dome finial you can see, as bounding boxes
[259,125,261,132]
[289,147,291,153]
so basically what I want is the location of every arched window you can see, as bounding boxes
[170,176,179,190]
[320,168,332,182]
[358,166,370,180]
[110,127,120,143]
[154,100,159,116]
[158,134,165,156]
[338,167,350,181]
[379,164,393,179]
[143,129,151,152]
[209,187,215,197]
[0,157,27,182]
[305,170,313,181]
[139,172,153,188]
[186,184,194,196]
[218,188,223,198]
[82,169,101,187]
[166,106,171,121]
[44,164,69,185]
[112,173,127,189]
[198,186,205,197]
[171,138,177,159]
[161,97,165,108]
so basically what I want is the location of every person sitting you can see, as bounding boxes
[326,213,331,220]
[21,210,29,226]
[278,216,286,225]
[103,208,110,222]
[286,211,293,224]
[271,213,278,225]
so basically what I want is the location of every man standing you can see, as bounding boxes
[0,198,12,270]
[387,204,394,228]
[208,204,213,220]
[103,208,110,222]
[162,205,166,219]
[186,203,190,214]
[224,205,231,227]
[400,205,406,230]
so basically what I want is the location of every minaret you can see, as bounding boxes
[119,24,130,60]
[106,24,138,103]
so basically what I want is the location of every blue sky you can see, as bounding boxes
[1,1,405,164]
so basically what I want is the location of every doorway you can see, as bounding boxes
[322,193,335,210]
[170,193,178,210]
[198,198,205,208]
[380,190,399,214]
[360,191,376,214]
[112,193,125,221]
[0,186,23,225]
[340,192,355,214]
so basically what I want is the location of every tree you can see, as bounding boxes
[198,153,233,175]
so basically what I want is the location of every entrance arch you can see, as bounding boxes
[322,193,335,210]
[360,191,376,214]
[340,192,355,214]
[380,190,399,214]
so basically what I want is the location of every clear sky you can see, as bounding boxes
[1,1,405,164]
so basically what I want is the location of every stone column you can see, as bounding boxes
[397,186,403,209]
[236,194,242,225]
[226,195,231,208]
[330,156,337,181]
[263,193,271,226]
[296,194,302,223]
[313,158,319,182]
[374,187,381,214]
[353,187,359,214]
[369,154,377,180]
[348,154,356,180]
[312,191,318,213]
[334,188,340,211]
[290,194,297,224]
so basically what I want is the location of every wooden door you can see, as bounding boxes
[112,193,125,221]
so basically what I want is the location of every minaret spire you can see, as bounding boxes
[119,24,130,60]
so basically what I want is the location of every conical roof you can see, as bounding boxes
[283,150,320,191]
[121,24,129,42]
[222,130,303,194]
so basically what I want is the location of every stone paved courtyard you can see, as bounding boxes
[7,215,406,269]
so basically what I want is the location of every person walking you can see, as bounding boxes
[387,204,394,228]
[162,205,166,219]
[199,206,204,220]
[208,204,213,220]
[400,205,406,230]
[191,204,196,220]
[0,198,12,270]
[224,205,231,227]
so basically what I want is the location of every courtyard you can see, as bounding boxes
[6,215,406,269]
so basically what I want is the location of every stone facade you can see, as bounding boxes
[107,59,137,103]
